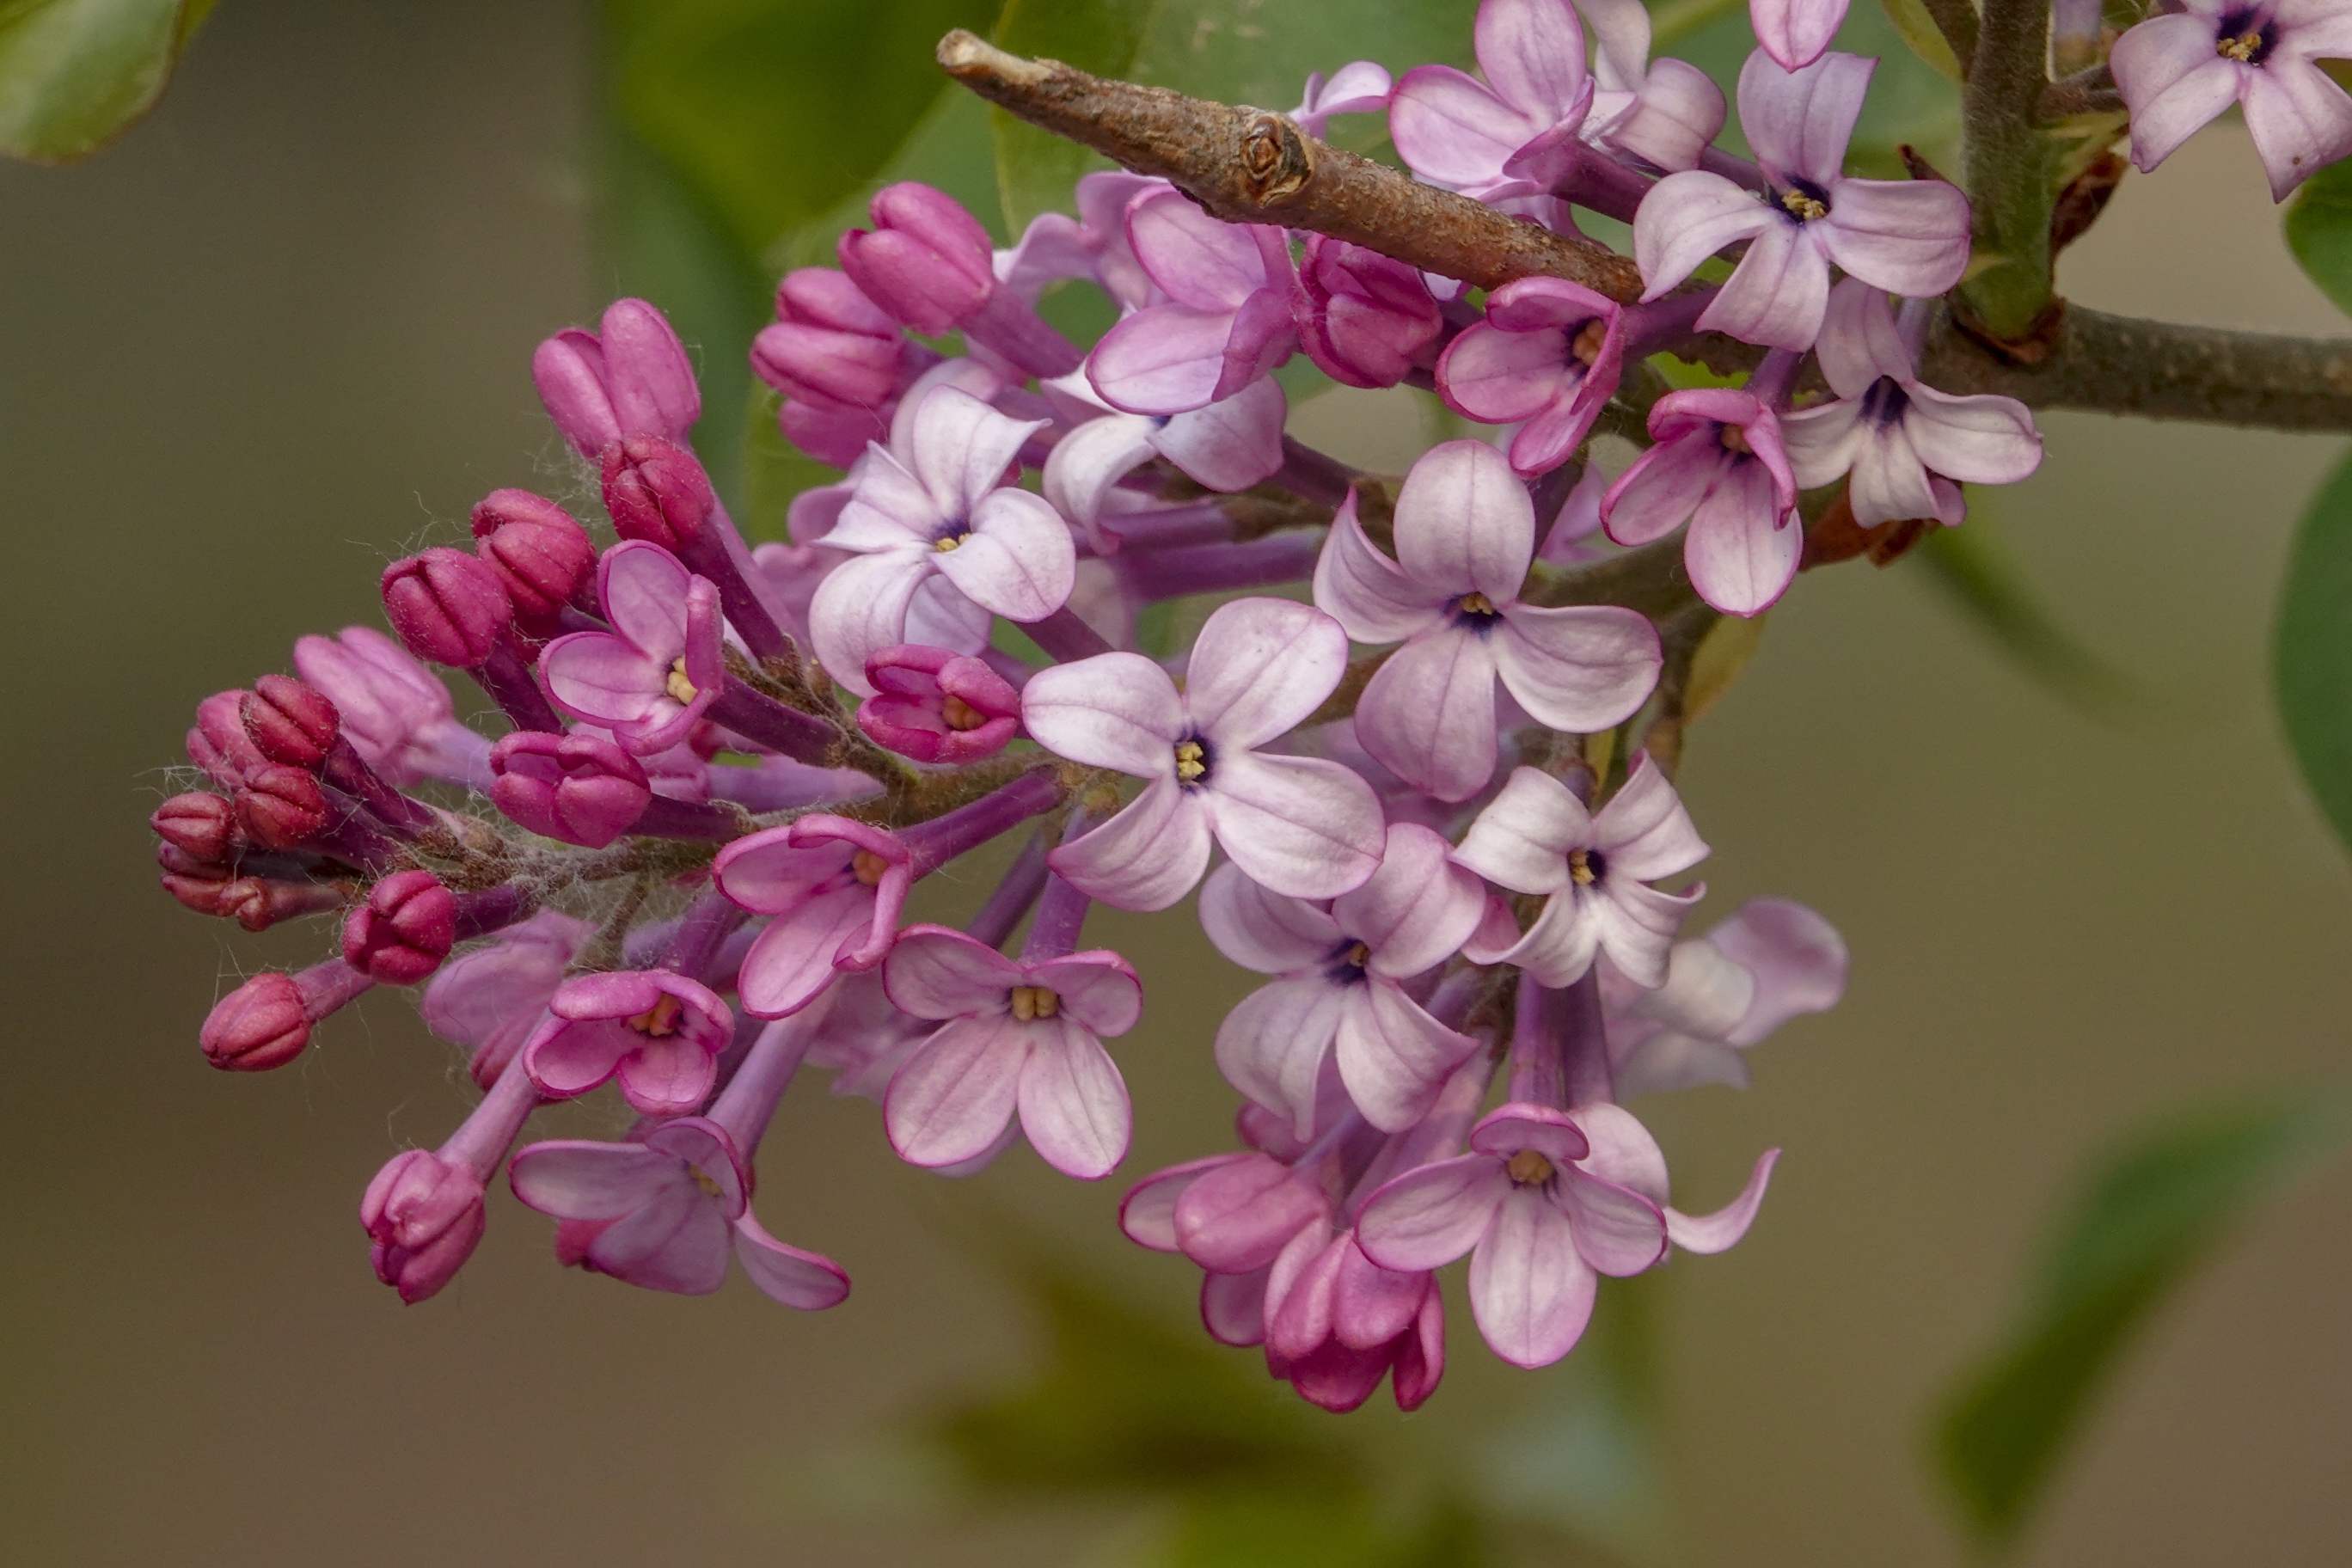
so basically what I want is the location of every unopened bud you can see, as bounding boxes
[236,763,331,850]
[601,434,715,551]
[381,548,513,667]
[343,869,458,985]
[1295,236,1442,389]
[837,182,996,335]
[470,489,597,622]
[217,876,346,933]
[489,730,652,848]
[362,1149,489,1304]
[201,972,311,1071]
[151,792,239,862]
[161,868,234,916]
[242,675,340,768]
[531,297,701,457]
[189,689,268,787]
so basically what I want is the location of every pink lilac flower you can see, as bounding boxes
[1022,597,1386,910]
[1608,897,1847,1096]
[532,297,701,458]
[880,918,1141,1180]
[856,644,1023,764]
[1601,386,1801,616]
[995,170,1166,314]
[1390,0,1597,202]
[1290,62,1395,138]
[1780,280,2043,526]
[1086,187,1299,414]
[423,908,594,1088]
[1454,755,1708,989]
[1292,237,1443,390]
[1122,1145,1351,1344]
[509,1009,851,1306]
[1748,0,1851,72]
[292,626,491,789]
[2110,0,2352,199]
[1040,372,1288,549]
[361,1053,540,1304]
[1314,440,1662,800]
[1582,0,1730,170]
[807,386,1075,695]
[1632,51,1971,351]
[1436,279,1626,475]
[519,968,734,1116]
[1203,823,1486,1136]
[539,542,723,753]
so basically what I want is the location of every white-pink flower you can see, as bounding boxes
[1607,897,1848,1096]
[2111,0,2352,200]
[1314,439,1662,801]
[1085,188,1298,414]
[1022,597,1386,911]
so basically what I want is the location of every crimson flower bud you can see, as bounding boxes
[242,675,340,769]
[342,869,458,986]
[837,182,996,335]
[600,434,714,551]
[151,792,239,862]
[201,973,310,1071]
[488,730,652,848]
[235,763,331,850]
[362,1149,487,1304]
[1295,236,1442,390]
[161,867,234,916]
[470,488,596,622]
[381,548,513,667]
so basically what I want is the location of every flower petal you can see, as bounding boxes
[1491,603,1662,733]
[1699,216,1830,352]
[936,487,1075,621]
[1817,178,1973,300]
[906,388,1043,517]
[1334,980,1481,1131]
[1452,766,1590,893]
[1020,652,1186,775]
[732,1212,853,1308]
[1214,977,1350,1138]
[1740,47,1871,187]
[508,1139,677,1220]
[1684,460,1801,614]
[1185,597,1351,749]
[1393,438,1537,602]
[1203,751,1387,899]
[1467,1185,1597,1367]
[1152,376,1289,491]
[808,549,930,698]
[734,884,877,1019]
[885,1015,1029,1169]
[1558,1169,1669,1276]
[2111,18,2240,170]
[1902,384,2043,485]
[1312,493,1447,645]
[1710,897,1849,1045]
[1477,0,1591,125]
[1030,951,1145,1036]
[587,1179,732,1295]
[882,924,1026,1020]
[1049,773,1216,911]
[1355,628,1503,803]
[1356,1154,1510,1271]
[1390,64,1540,189]
[1336,821,1487,977]
[1199,861,1346,973]
[1665,1148,1779,1253]
[1632,170,1779,298]
[1018,1017,1133,1178]
[1596,753,1711,879]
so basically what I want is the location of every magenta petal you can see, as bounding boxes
[1203,1266,1272,1346]
[1332,1239,1429,1351]
[1438,318,1571,423]
[614,1033,719,1116]
[732,1212,852,1308]
[508,1139,676,1219]
[1356,1154,1509,1271]
[1049,774,1215,912]
[540,632,666,730]
[885,1015,1028,1169]
[1469,1186,1597,1367]
[713,829,849,916]
[883,924,1026,1018]
[1203,751,1386,900]
[1185,597,1351,749]
[1122,1153,1254,1250]
[599,540,695,660]
[1175,1157,1328,1275]
[1665,1148,1779,1253]
[734,884,876,1018]
[588,1179,732,1295]
[1018,1018,1133,1179]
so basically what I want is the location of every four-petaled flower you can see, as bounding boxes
[1601,387,1802,616]
[520,969,735,1117]
[540,541,723,755]
[1086,187,1300,414]
[2111,0,2352,199]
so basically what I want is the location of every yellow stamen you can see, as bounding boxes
[941,693,988,731]
[1010,984,1061,1020]
[1570,317,1609,365]
[1344,941,1370,968]
[1568,848,1597,885]
[1174,739,1207,782]
[665,658,698,705]
[627,992,684,1037]
[689,1167,723,1198]
[1720,423,1752,455]
[2219,28,2262,59]
[934,532,965,553]
[851,848,891,886]
[1779,188,1828,222]
[1506,1148,1556,1185]
[1458,591,1498,616]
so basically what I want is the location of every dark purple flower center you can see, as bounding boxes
[1569,847,1606,885]
[1323,939,1374,985]
[1776,176,1833,223]
[1860,376,1910,429]
[1450,590,1504,632]
[2215,8,2275,62]
[1174,732,1214,787]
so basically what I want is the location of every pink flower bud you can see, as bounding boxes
[361,1149,487,1305]
[600,434,714,552]
[1294,236,1442,389]
[201,972,310,1070]
[777,398,885,466]
[837,182,996,335]
[151,792,239,862]
[488,730,652,848]
[779,266,898,336]
[343,869,458,985]
[242,675,340,769]
[751,268,918,413]
[235,763,331,850]
[531,297,701,457]
[857,645,1023,764]
[470,489,596,623]
[189,689,268,787]
[217,876,346,934]
[381,548,513,667]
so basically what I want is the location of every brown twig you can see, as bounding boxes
[935,30,1645,302]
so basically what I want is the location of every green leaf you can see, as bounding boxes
[1908,505,2135,716]
[0,0,212,164]
[2285,156,2352,316]
[1933,1093,2342,1547]
[989,0,1157,231]
[2273,444,2352,854]
[1877,0,1963,82]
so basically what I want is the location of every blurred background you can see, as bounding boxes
[3,1,2349,1564]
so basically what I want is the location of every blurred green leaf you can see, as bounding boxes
[1934,1093,2341,1547]
[2274,444,2352,855]
[0,0,215,164]
[1908,506,2135,715]
[989,0,1156,230]
[1877,0,1963,82]
[2285,157,2352,316]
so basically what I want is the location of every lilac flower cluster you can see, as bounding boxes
[193,0,2352,1418]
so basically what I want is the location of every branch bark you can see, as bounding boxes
[935,29,1644,302]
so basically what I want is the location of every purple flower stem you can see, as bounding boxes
[438,1050,543,1174]
[708,680,837,765]
[1272,437,1357,507]
[707,1009,823,1155]
[1018,872,1093,961]
[1747,347,1804,409]
[658,887,750,982]
[1026,605,1116,661]
[473,642,567,733]
[554,605,609,635]
[900,766,1066,872]
[631,793,753,841]
[294,956,377,1023]
[1098,502,1234,553]
[1510,970,1613,1109]
[966,830,1052,950]
[1553,144,1655,224]
[453,884,534,943]
[1113,531,1321,601]
[322,738,443,837]
[315,793,404,873]
[1622,289,1718,359]
[677,519,790,662]
[965,289,1085,378]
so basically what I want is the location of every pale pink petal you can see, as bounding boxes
[1028,951,1145,1036]
[1816,179,1973,299]
[1596,753,1711,879]
[1602,432,1728,545]
[1356,1154,1510,1271]
[589,1180,732,1295]
[1815,277,1915,399]
[936,488,1076,621]
[907,389,1042,516]
[1684,461,1802,614]
[903,573,992,653]
[885,1015,1029,1169]
[1847,420,1942,527]
[540,632,668,730]
[1313,494,1448,645]
[598,541,695,660]
[1558,1170,1669,1276]
[1452,766,1589,892]
[808,549,930,698]
[1212,285,1298,402]
[1174,1154,1330,1272]
[1491,603,1662,733]
[1607,57,1727,171]
[711,830,847,915]
[1203,751,1387,899]
[1334,981,1481,1131]
[1664,1148,1779,1253]
[508,1140,676,1219]
[1438,318,1573,423]
[1049,774,1216,911]
[1150,376,1289,491]
[1478,0,1590,123]
[824,451,942,553]
[1632,170,1779,298]
[1700,217,1832,352]
[1590,877,1707,988]
[1779,398,1870,491]
[1568,1101,1672,1204]
[1468,1185,1597,1367]
[1902,383,2044,484]
[1122,1154,1254,1250]
[1214,977,1350,1138]
[1393,438,1536,602]
[1332,1239,1429,1350]
[1018,1018,1133,1178]
[1336,821,1485,977]
[1200,861,1346,974]
[1496,885,1602,985]
[1020,652,1186,775]
[1711,897,1848,1045]
[1127,189,1267,309]
[732,1212,852,1308]
[1636,937,1758,1042]
[734,884,876,1018]
[882,924,1026,1019]
[1042,413,1157,533]
[614,1033,719,1116]
[1185,597,1351,749]
[2113,21,2241,170]
[1749,0,1850,72]
[1390,64,1540,188]
[1740,47,1872,186]
[1088,304,1240,415]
